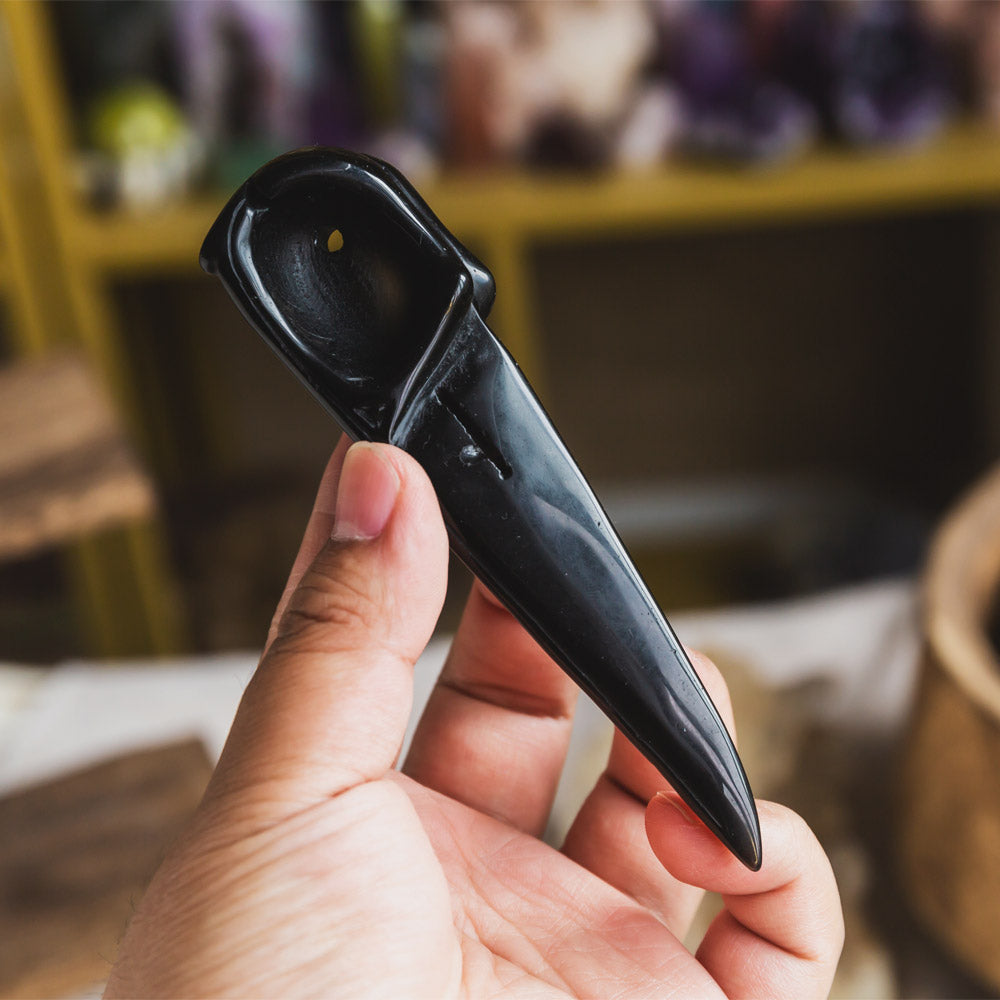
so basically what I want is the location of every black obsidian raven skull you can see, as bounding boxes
[201,148,762,870]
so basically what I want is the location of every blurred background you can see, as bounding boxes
[3,0,1000,996]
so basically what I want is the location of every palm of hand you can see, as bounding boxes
[142,769,718,1000]
[399,776,719,998]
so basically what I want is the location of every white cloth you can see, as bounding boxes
[0,579,917,1000]
[0,576,918,810]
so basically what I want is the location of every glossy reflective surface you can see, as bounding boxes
[201,147,761,870]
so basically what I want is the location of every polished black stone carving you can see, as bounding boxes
[201,148,761,870]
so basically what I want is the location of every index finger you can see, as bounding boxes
[646,796,844,999]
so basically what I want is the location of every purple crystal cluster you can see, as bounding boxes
[57,0,1000,192]
[662,0,953,164]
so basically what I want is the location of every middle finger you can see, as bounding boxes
[403,582,579,836]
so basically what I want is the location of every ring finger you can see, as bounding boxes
[562,649,737,940]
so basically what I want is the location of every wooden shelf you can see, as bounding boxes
[448,122,1000,236]
[69,122,1000,275]
[72,197,224,274]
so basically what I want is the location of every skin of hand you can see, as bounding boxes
[105,438,844,999]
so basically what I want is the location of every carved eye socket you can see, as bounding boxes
[247,181,457,427]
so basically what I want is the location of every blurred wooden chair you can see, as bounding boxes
[0,351,184,656]
[0,351,154,560]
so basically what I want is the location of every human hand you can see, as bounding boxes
[106,438,843,999]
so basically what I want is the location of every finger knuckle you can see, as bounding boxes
[277,561,387,648]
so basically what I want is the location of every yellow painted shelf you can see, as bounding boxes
[70,122,1000,275]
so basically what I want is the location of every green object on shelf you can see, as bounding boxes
[87,82,189,157]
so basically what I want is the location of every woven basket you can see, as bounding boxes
[900,464,1000,988]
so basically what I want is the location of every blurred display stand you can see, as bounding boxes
[10,2,1000,393]
[5,1,1000,653]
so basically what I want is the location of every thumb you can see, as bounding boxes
[208,441,450,812]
